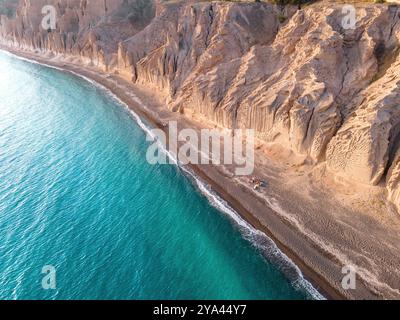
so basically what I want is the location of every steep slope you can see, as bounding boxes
[118,2,400,167]
[0,0,155,68]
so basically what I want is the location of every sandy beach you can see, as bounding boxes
[2,45,400,300]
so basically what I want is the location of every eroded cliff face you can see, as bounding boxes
[0,0,155,68]
[1,0,400,210]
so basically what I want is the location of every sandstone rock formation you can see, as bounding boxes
[1,0,400,210]
[0,0,155,68]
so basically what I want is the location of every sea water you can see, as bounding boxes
[0,51,314,300]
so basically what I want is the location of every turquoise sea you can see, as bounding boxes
[0,51,317,300]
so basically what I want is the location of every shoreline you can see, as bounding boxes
[2,46,399,300]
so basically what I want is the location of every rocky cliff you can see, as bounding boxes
[0,0,155,67]
[1,0,400,210]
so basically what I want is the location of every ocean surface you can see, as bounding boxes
[0,51,315,300]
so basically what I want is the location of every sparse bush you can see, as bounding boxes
[0,0,18,18]
[278,14,287,23]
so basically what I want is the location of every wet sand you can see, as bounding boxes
[2,45,400,300]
